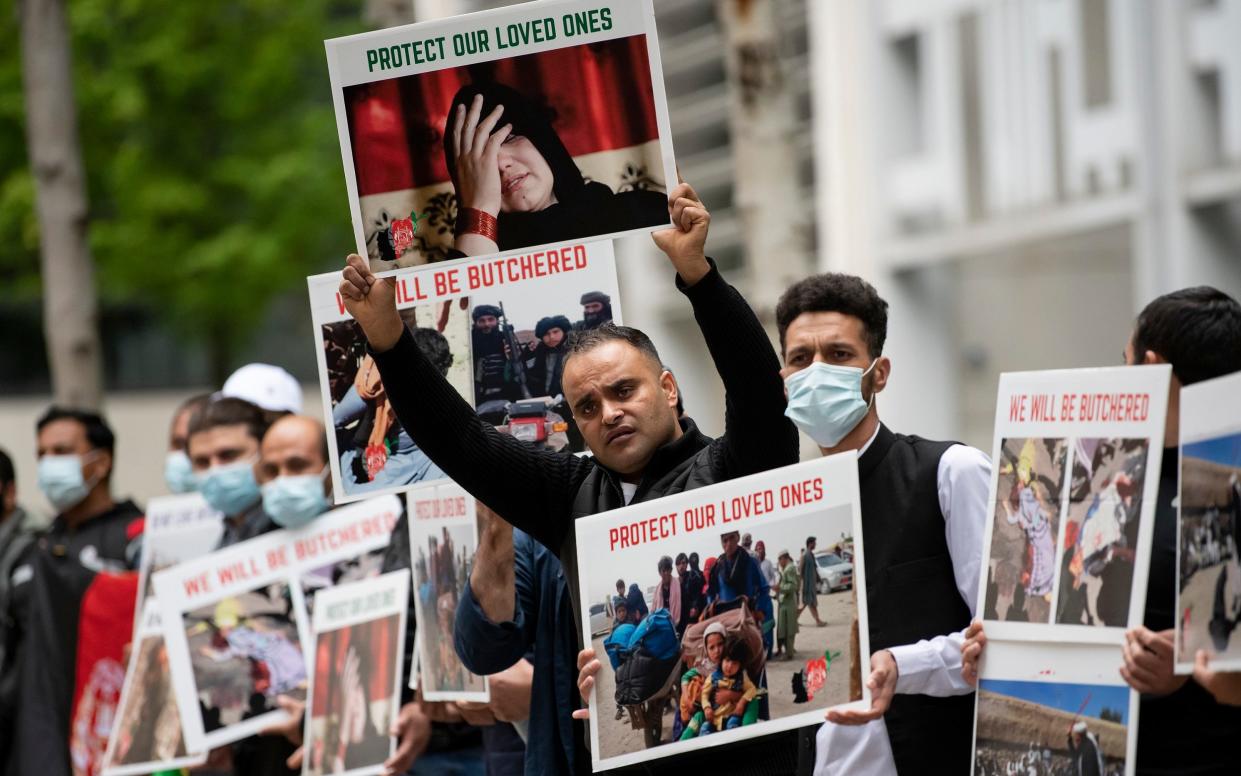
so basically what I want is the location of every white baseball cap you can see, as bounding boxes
[221,363,302,413]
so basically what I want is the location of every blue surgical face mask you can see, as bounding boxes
[38,453,101,512]
[199,459,261,516]
[783,360,877,448]
[262,470,330,529]
[164,450,197,494]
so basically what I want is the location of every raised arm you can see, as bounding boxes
[338,253,590,551]
[653,184,798,477]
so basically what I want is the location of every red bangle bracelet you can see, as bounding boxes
[455,207,499,242]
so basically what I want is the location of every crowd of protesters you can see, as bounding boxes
[1,179,1241,776]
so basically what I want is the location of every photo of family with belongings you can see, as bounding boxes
[321,299,473,501]
[575,455,868,770]
[183,585,309,737]
[974,678,1130,776]
[468,265,620,454]
[328,2,676,269]
[1055,438,1149,628]
[1178,430,1241,669]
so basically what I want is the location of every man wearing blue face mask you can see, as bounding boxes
[773,275,991,776]
[164,393,210,494]
[186,397,275,548]
[255,414,332,529]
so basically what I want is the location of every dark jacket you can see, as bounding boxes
[371,260,799,775]
[455,529,583,776]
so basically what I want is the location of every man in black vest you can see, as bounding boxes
[339,182,801,775]
[773,274,991,775]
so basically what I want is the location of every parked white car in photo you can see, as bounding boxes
[815,551,853,593]
[590,601,613,637]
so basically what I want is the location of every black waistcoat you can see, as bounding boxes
[859,424,975,775]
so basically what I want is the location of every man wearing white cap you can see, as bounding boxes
[1067,720,1103,776]
[221,363,303,415]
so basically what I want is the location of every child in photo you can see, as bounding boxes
[699,634,757,735]
[678,622,726,740]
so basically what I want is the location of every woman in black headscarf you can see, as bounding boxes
[443,82,668,255]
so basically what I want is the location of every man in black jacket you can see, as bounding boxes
[339,182,801,774]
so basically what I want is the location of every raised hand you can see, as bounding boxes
[651,181,711,286]
[451,94,512,217]
[339,253,403,352]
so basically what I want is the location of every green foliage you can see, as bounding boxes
[0,0,365,364]
[1098,707,1123,723]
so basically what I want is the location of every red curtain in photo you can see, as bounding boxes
[347,35,660,197]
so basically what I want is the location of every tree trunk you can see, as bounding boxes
[18,0,103,409]
[717,0,811,311]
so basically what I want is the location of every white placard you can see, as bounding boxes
[574,453,870,772]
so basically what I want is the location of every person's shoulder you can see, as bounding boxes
[939,443,993,477]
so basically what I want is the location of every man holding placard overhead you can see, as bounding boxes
[339,182,801,772]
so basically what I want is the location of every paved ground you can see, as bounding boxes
[1179,563,1241,661]
[593,588,855,761]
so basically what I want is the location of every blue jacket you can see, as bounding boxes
[454,529,585,776]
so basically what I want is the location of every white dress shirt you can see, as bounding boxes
[814,425,992,776]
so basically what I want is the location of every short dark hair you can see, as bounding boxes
[775,274,889,357]
[722,633,749,663]
[410,327,453,376]
[566,323,663,371]
[616,579,625,589]
[675,552,688,565]
[806,536,816,547]
[37,406,116,454]
[188,397,270,445]
[658,555,673,573]
[1132,287,1241,386]
[0,448,13,489]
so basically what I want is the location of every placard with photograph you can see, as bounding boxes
[303,571,410,776]
[977,366,1171,644]
[574,453,869,771]
[972,640,1137,776]
[134,493,223,625]
[406,482,488,702]
[308,239,621,505]
[153,495,401,752]
[102,602,206,776]
[1176,369,1241,673]
[324,0,675,270]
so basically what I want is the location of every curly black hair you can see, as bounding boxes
[722,632,749,663]
[775,274,889,358]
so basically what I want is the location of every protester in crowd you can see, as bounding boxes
[0,448,42,774]
[334,327,451,494]
[187,397,275,547]
[963,287,1241,776]
[221,362,303,422]
[11,407,145,774]
[340,181,800,774]
[442,84,666,258]
[575,291,613,332]
[255,414,332,528]
[455,506,572,776]
[165,393,210,494]
[771,275,991,775]
[799,536,827,627]
[652,556,682,636]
